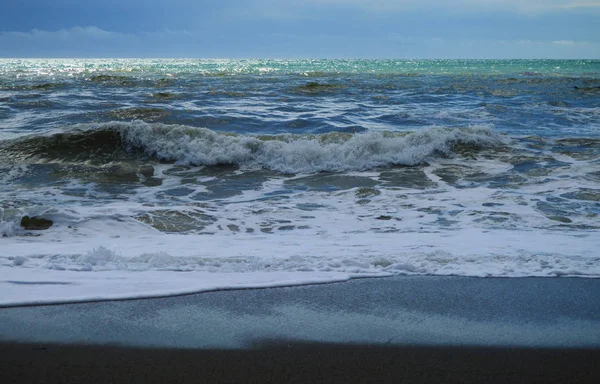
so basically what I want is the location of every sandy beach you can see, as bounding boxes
[1,276,599,383]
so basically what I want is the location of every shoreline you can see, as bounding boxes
[2,273,599,309]
[2,275,599,382]
[0,273,357,309]
[1,275,599,348]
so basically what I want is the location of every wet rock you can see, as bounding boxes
[355,187,380,198]
[142,177,163,187]
[138,165,155,178]
[482,202,504,207]
[135,210,216,233]
[561,189,600,202]
[109,107,170,122]
[151,92,175,100]
[20,216,53,230]
[548,216,572,223]
[292,82,342,94]
[380,168,437,189]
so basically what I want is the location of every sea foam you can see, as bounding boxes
[119,121,506,173]
[3,121,506,173]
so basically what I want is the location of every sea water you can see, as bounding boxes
[1,59,599,305]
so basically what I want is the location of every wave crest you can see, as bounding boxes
[1,121,506,173]
[124,122,506,173]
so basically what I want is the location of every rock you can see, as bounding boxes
[548,216,572,223]
[376,215,393,220]
[482,202,504,207]
[20,216,53,230]
[152,92,175,100]
[135,210,216,233]
[278,225,295,231]
[355,187,380,198]
[574,86,600,94]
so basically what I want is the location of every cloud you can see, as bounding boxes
[1,26,599,59]
[0,26,135,44]
[244,0,600,17]
[392,37,600,59]
[558,1,600,8]
[552,39,592,46]
[0,27,146,57]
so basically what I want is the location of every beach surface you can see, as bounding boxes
[1,276,600,383]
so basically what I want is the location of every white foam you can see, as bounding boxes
[0,267,352,307]
[64,121,505,173]
[0,220,18,237]
[1,205,599,306]
[2,123,600,305]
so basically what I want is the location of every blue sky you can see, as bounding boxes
[1,0,599,58]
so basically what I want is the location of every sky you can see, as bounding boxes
[0,0,599,58]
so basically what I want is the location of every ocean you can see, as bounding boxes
[1,59,599,305]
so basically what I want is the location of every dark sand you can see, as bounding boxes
[3,342,600,383]
[1,276,600,383]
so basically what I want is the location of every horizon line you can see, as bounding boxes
[1,57,599,60]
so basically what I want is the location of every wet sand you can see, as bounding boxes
[2,342,600,383]
[1,276,600,383]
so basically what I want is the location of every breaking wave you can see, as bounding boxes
[0,121,506,173]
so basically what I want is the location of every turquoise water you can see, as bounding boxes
[2,58,599,76]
